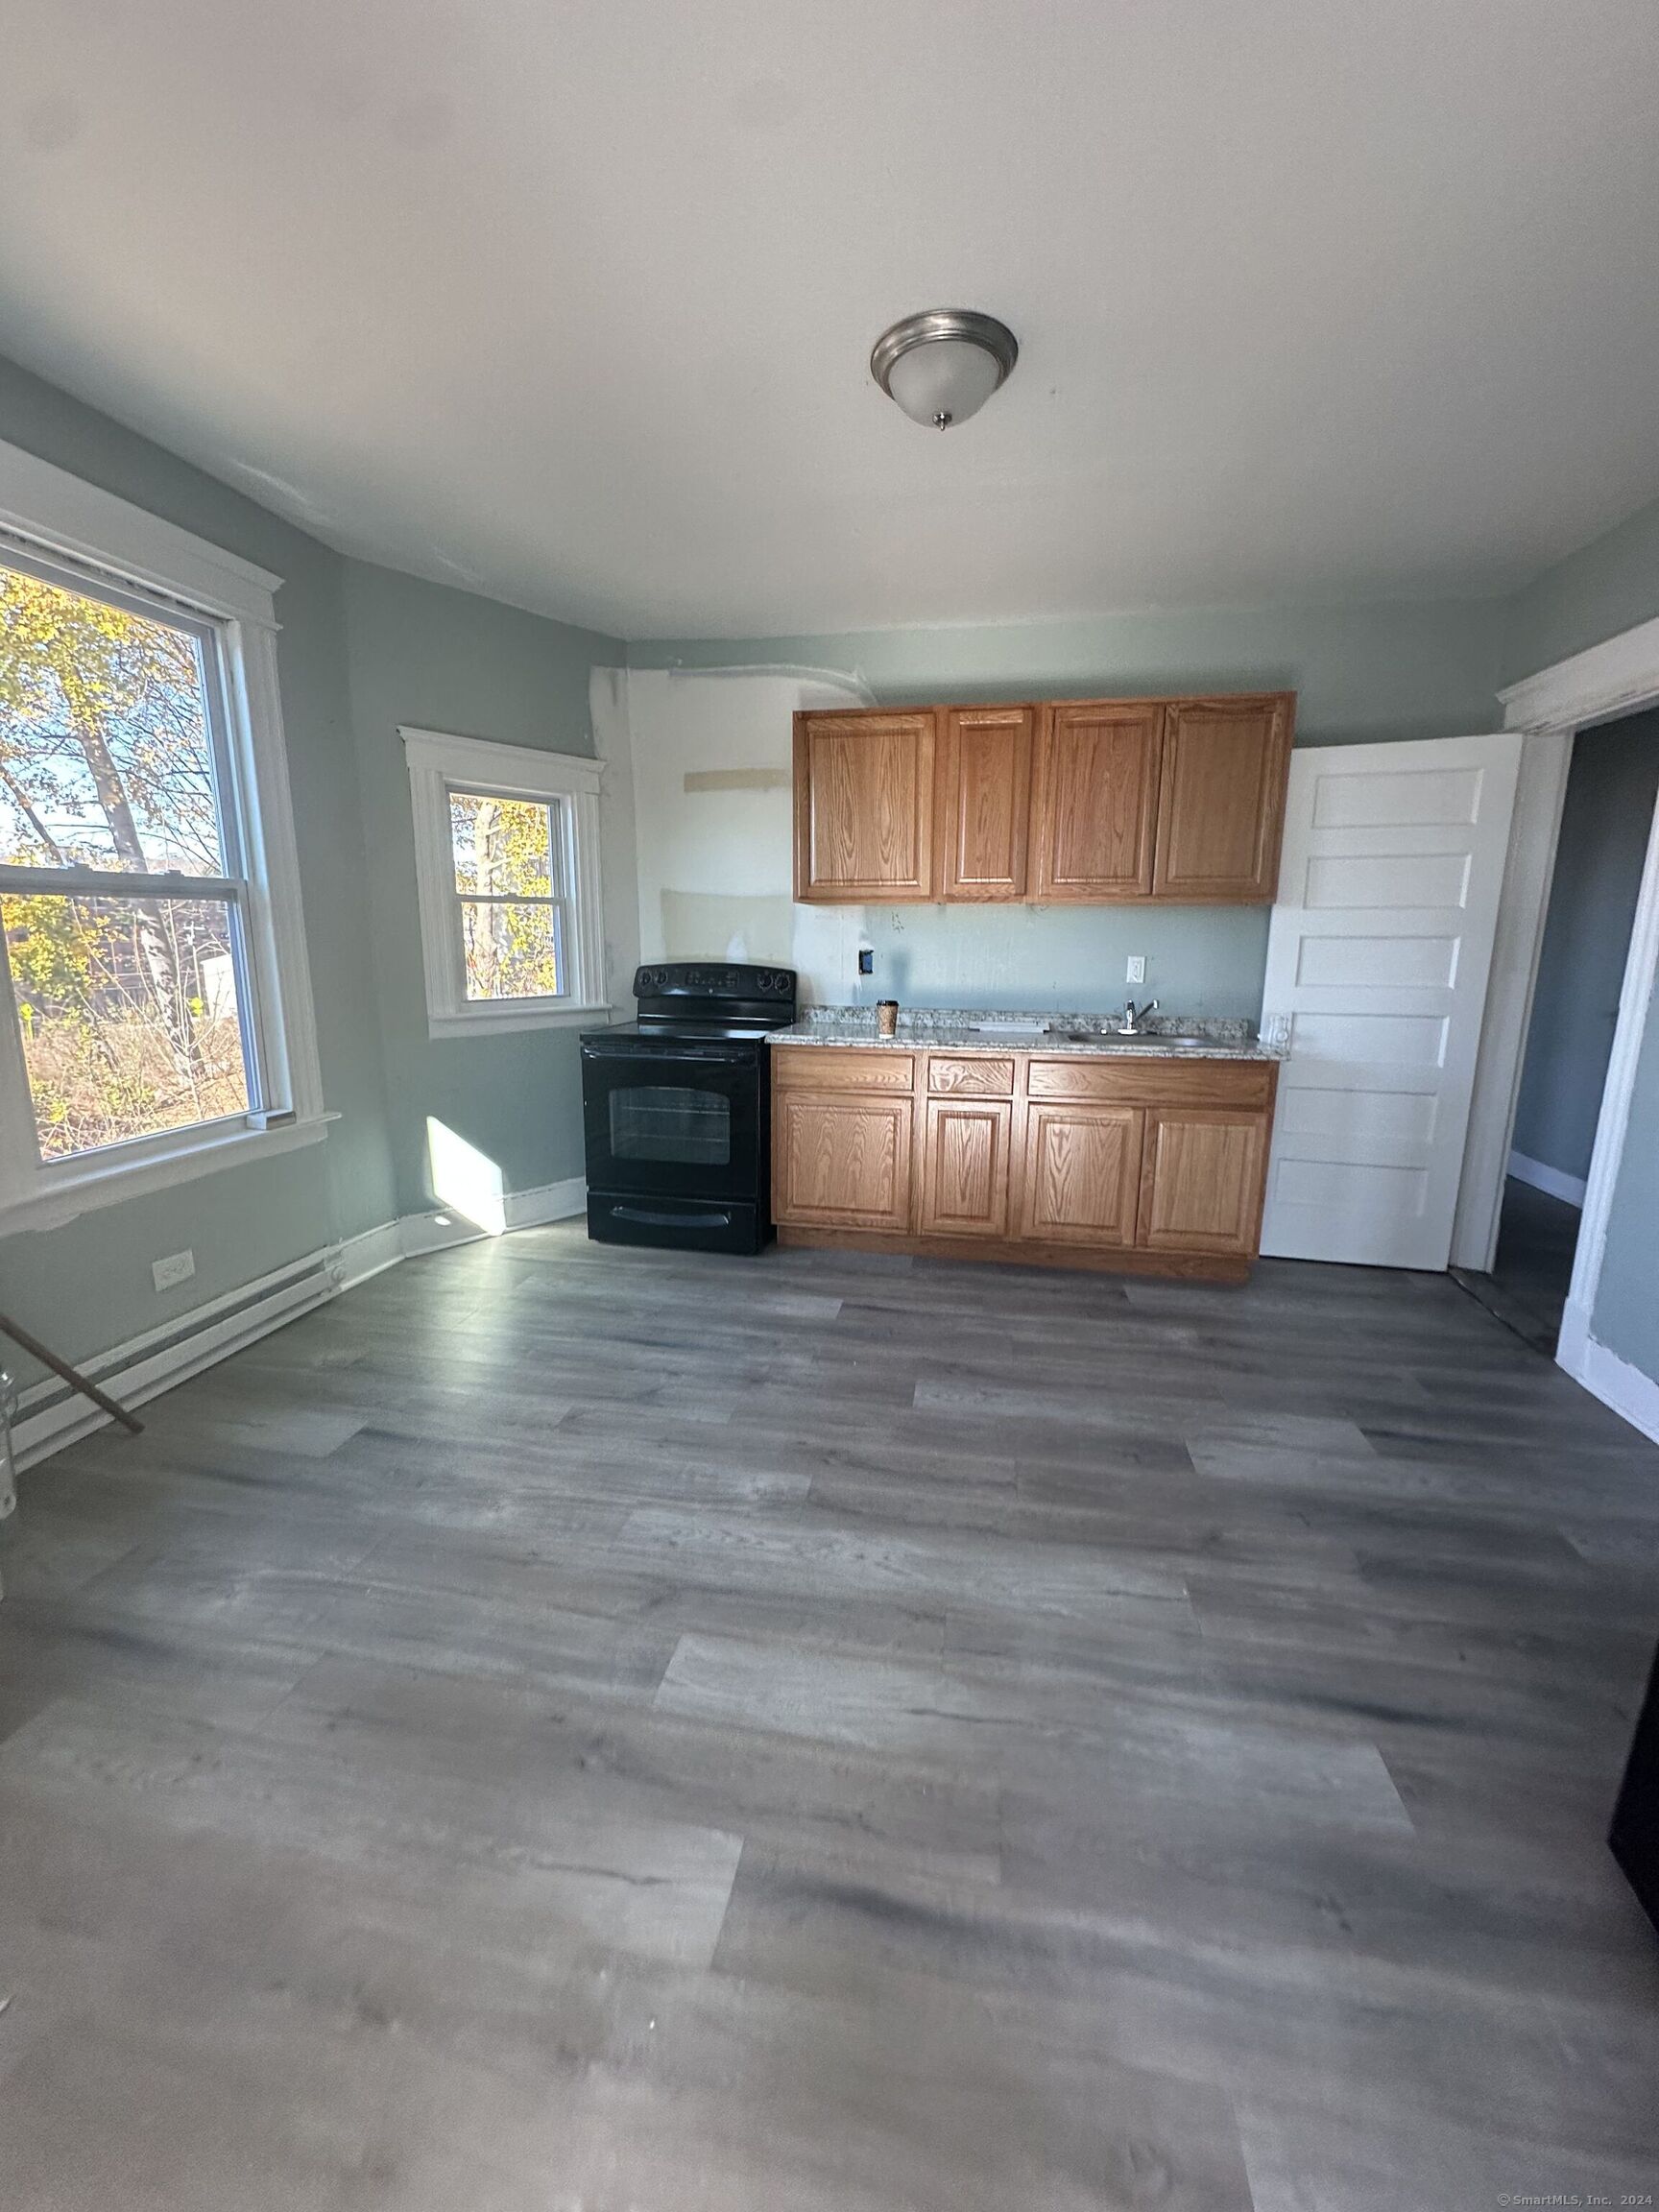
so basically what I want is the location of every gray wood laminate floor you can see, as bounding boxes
[2,1223,1658,2210]
[1452,1176,1581,1356]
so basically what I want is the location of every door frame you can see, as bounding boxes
[1457,612,1659,1423]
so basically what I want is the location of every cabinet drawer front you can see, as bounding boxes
[920,1098,1012,1238]
[927,1053,1015,1097]
[772,1048,915,1093]
[1019,1103,1143,1247]
[1026,1056,1273,1109]
[774,1094,913,1229]
[1139,1109,1269,1255]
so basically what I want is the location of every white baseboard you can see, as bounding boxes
[398,1176,588,1259]
[332,1218,406,1290]
[1556,1292,1591,1371]
[399,1208,491,1260]
[1556,1300,1659,1447]
[507,1175,588,1230]
[12,1181,589,1474]
[1507,1149,1587,1208]
[12,1249,338,1471]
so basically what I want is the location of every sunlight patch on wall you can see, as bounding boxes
[426,1118,506,1237]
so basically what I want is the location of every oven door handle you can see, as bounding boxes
[608,1204,734,1230]
[582,1041,755,1067]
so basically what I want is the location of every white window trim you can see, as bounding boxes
[400,726,608,1038]
[0,436,330,1235]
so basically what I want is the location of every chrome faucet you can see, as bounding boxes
[1116,998,1160,1035]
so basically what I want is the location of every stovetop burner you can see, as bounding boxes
[624,960,798,1033]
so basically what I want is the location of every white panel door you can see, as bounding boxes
[1260,734,1521,1268]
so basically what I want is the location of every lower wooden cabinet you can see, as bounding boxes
[919,1097,1012,1238]
[1019,1102,1142,1247]
[772,1046,1278,1278]
[1139,1108,1269,1256]
[774,1090,913,1230]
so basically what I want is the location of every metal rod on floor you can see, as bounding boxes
[0,1314,144,1435]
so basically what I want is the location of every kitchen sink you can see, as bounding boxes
[1049,1028,1214,1048]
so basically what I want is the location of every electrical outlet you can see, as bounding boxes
[1126,955,1146,985]
[153,1248,195,1293]
[857,947,874,976]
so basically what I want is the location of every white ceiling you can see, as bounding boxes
[3,1,1658,639]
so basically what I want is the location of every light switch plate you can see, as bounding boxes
[153,1249,196,1292]
[1126,956,1146,985]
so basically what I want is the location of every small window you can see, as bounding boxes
[401,727,606,1036]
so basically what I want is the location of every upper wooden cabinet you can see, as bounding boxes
[936,706,1033,902]
[1029,701,1164,902]
[793,691,1294,905]
[1153,696,1294,902]
[794,710,935,901]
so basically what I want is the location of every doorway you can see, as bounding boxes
[1454,706,1659,1352]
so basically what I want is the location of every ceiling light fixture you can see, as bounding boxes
[870,308,1019,431]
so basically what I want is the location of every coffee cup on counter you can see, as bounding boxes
[876,999,900,1038]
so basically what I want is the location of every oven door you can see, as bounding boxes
[581,1039,761,1203]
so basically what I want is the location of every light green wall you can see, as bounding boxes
[0,353,620,1394]
[1500,495,1659,1385]
[850,903,1266,1021]
[628,598,1509,743]
[1501,493,1659,685]
[0,352,395,1389]
[339,561,620,1215]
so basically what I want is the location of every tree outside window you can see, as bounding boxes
[448,789,566,1002]
[0,560,255,1159]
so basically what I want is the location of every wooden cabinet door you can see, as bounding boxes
[794,711,936,901]
[1029,702,1163,902]
[919,1098,1012,1238]
[1139,1109,1269,1255]
[937,706,1033,901]
[774,1092,913,1230]
[1018,1103,1143,1247]
[1153,695,1293,902]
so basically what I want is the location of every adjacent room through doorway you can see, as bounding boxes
[1455,705,1659,1351]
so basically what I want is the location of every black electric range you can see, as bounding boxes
[580,962,798,1253]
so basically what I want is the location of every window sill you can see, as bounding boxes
[426,1002,612,1040]
[0,1114,336,1237]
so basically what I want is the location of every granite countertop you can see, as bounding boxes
[768,1009,1285,1062]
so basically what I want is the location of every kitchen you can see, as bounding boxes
[1,6,1658,2204]
[586,691,1293,1275]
